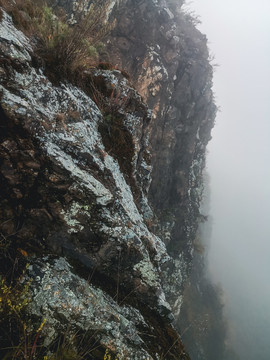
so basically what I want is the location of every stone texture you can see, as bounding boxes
[0,9,192,359]
[0,0,216,358]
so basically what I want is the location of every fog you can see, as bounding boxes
[189,0,270,359]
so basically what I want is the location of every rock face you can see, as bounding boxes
[106,0,216,319]
[108,0,216,258]
[27,257,154,359]
[0,0,216,359]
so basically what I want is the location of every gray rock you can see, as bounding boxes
[27,257,152,359]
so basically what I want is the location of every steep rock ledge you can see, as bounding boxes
[106,0,216,310]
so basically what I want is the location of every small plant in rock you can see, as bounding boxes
[0,264,44,360]
[103,348,121,360]
[0,267,31,317]
[0,280,49,359]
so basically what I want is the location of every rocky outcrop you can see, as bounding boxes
[0,0,216,359]
[106,0,216,316]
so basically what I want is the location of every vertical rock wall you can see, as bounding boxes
[107,0,216,306]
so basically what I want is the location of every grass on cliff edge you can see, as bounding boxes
[0,0,114,79]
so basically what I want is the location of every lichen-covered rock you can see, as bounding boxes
[26,257,152,359]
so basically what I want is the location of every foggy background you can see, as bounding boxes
[189,0,270,359]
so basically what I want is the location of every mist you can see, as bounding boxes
[189,0,270,359]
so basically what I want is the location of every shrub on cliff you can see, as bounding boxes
[0,264,42,360]
[35,1,115,75]
[0,0,114,77]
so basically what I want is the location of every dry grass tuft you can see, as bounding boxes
[0,0,115,80]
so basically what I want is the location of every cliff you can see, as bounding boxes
[107,0,216,308]
[0,1,216,359]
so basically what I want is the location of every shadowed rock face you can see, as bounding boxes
[0,0,215,359]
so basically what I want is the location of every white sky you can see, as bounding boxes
[189,0,270,358]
